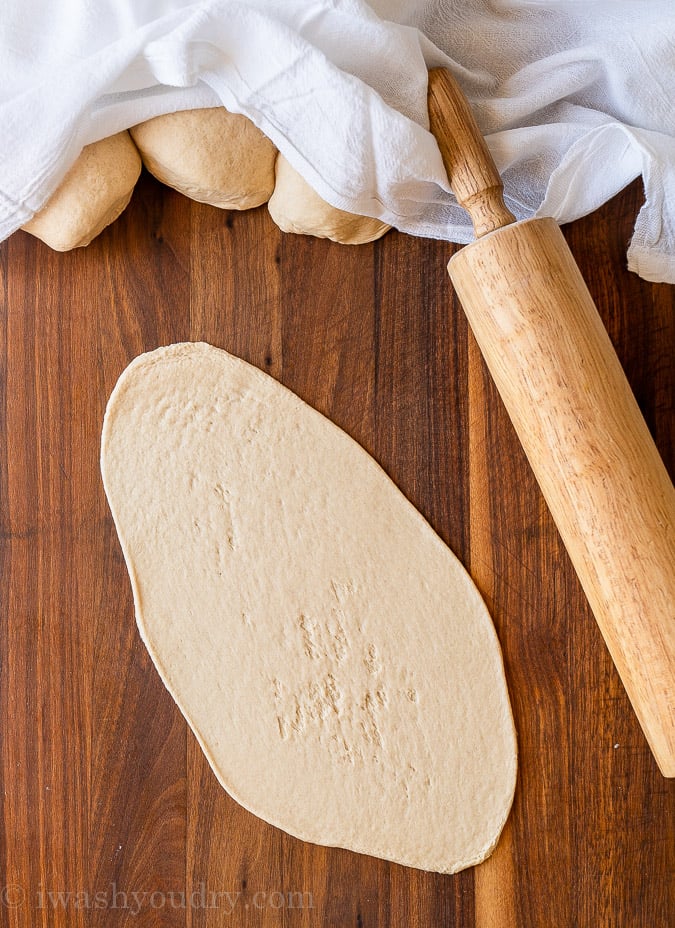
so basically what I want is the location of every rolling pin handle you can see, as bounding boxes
[427,68,516,237]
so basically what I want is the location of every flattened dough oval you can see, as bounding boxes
[101,342,517,873]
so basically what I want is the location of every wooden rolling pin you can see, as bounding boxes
[427,68,675,777]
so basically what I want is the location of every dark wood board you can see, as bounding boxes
[0,175,673,927]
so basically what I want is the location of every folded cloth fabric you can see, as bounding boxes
[1,1,673,281]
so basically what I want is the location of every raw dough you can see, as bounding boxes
[130,108,276,209]
[268,154,390,244]
[101,343,516,873]
[22,132,141,251]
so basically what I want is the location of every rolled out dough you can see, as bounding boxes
[101,343,516,873]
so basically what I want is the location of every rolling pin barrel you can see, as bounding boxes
[450,218,675,776]
[427,68,675,776]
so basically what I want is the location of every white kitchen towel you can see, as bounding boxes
[1,1,674,281]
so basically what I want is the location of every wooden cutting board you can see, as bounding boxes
[0,174,672,927]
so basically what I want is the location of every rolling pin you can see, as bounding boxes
[427,67,675,777]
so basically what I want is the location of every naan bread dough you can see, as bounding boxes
[22,132,141,250]
[268,154,390,244]
[130,108,276,209]
[101,343,516,873]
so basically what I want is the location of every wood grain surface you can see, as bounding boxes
[0,175,673,927]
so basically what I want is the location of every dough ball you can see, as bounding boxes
[130,108,276,209]
[268,154,390,245]
[22,132,141,251]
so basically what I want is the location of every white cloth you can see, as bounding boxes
[1,1,674,281]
